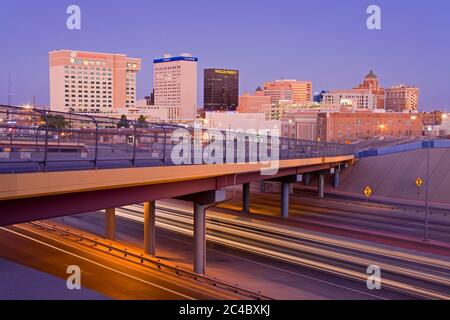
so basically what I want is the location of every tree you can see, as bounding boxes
[136,115,147,128]
[40,115,67,129]
[117,115,130,128]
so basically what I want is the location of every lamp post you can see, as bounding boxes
[411,113,447,241]
[379,124,386,136]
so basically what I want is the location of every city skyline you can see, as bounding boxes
[1,0,450,111]
[2,0,450,305]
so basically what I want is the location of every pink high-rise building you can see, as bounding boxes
[386,85,420,112]
[49,50,141,113]
[237,88,271,119]
[263,80,312,105]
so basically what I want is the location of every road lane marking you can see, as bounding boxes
[114,210,390,299]
[114,207,450,299]
[151,204,450,271]
[121,205,450,280]
[62,211,389,299]
[0,226,196,300]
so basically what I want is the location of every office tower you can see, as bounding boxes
[203,68,239,112]
[154,54,198,121]
[49,50,141,113]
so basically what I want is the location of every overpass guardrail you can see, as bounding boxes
[356,140,450,158]
[0,105,354,173]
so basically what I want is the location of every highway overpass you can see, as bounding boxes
[0,105,354,274]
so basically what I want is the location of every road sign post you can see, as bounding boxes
[416,177,423,195]
[364,186,372,203]
[416,177,423,188]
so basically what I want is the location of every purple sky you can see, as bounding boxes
[1,0,449,111]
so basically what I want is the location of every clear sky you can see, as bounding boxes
[1,0,449,111]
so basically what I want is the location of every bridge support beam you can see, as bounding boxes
[318,174,325,199]
[304,173,311,186]
[144,201,156,256]
[176,190,226,275]
[105,208,116,240]
[281,182,290,218]
[333,166,340,189]
[242,183,250,214]
[193,203,207,275]
[268,174,302,219]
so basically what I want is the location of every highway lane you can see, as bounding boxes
[115,202,450,299]
[221,185,450,243]
[292,189,450,237]
[0,224,241,300]
[57,211,413,300]
[3,183,447,300]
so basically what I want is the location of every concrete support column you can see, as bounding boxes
[105,208,116,240]
[176,189,225,275]
[333,167,340,189]
[281,182,290,218]
[260,180,265,193]
[242,183,250,214]
[194,203,207,275]
[144,201,156,256]
[318,174,325,199]
[304,173,311,186]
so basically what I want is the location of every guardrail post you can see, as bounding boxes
[160,124,167,166]
[42,112,49,171]
[132,123,137,167]
[92,117,99,169]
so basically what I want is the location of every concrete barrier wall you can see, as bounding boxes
[357,139,450,158]
[339,148,450,207]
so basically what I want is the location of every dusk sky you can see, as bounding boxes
[1,0,449,111]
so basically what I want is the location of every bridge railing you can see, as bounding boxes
[0,105,354,173]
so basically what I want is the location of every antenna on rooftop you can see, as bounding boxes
[8,72,12,106]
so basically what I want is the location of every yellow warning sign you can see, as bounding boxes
[416,178,423,188]
[364,186,372,198]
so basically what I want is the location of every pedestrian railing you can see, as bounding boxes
[0,105,354,173]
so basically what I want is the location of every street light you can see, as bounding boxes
[410,113,447,241]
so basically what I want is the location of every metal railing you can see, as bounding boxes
[0,105,354,173]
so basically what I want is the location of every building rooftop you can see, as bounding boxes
[365,70,378,79]
[154,56,198,63]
